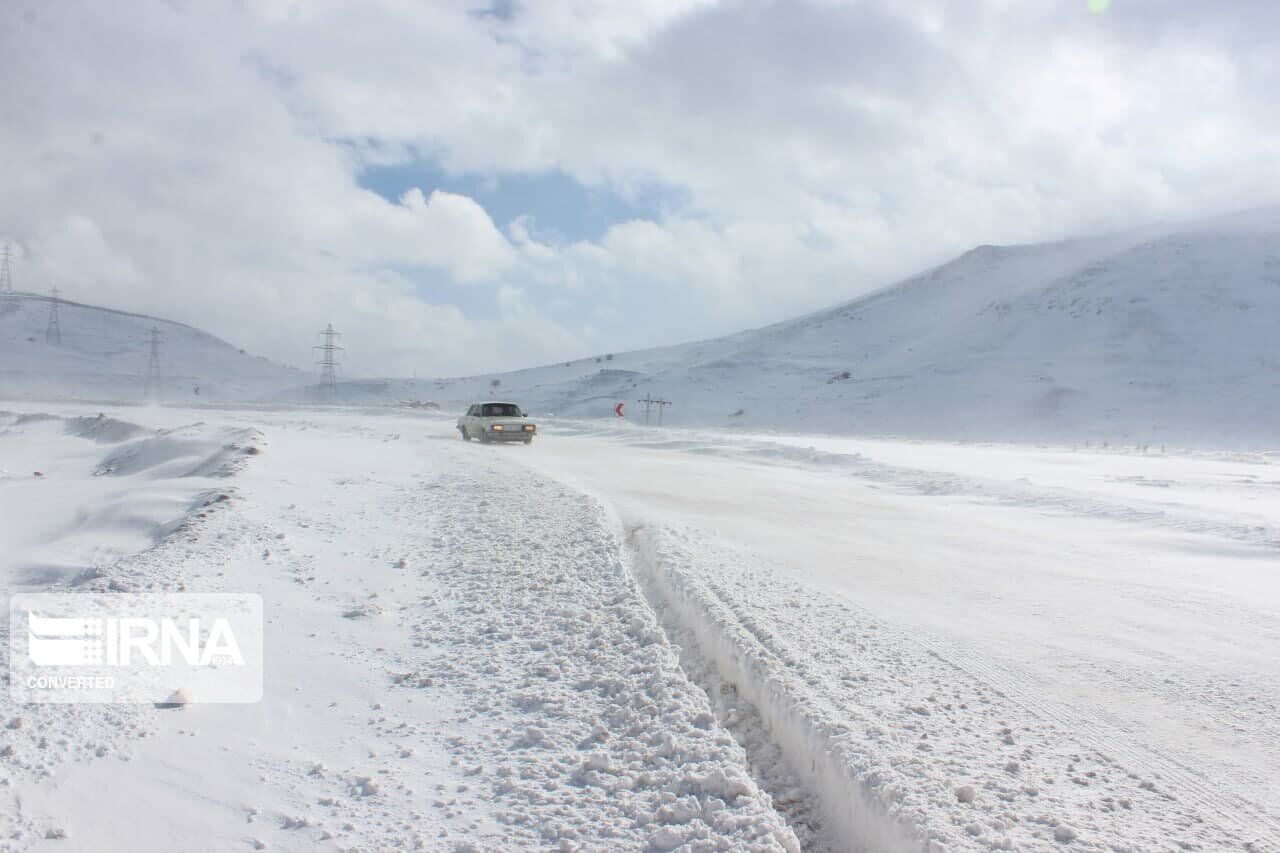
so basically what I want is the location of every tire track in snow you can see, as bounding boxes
[624,525,923,853]
[623,523,1280,853]
[561,427,1280,552]
[899,631,1280,852]
[389,460,801,852]
[692,555,1280,850]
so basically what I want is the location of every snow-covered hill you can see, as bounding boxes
[4,207,1278,446]
[402,207,1280,447]
[0,292,305,403]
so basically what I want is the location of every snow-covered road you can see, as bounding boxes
[0,407,794,851]
[518,421,1280,850]
[1,405,1277,851]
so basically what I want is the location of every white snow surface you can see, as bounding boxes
[522,418,1280,850]
[2,404,1277,851]
[0,405,795,851]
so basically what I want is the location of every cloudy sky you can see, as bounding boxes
[3,0,1278,377]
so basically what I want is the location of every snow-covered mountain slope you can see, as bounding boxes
[5,206,1277,447]
[402,207,1280,447]
[0,292,305,403]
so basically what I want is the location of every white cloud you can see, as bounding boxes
[361,188,516,282]
[2,0,1278,375]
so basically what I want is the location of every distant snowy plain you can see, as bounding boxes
[2,404,1276,851]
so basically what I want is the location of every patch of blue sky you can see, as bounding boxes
[357,157,688,244]
[388,264,499,319]
[468,0,517,22]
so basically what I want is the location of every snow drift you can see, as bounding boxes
[0,410,262,591]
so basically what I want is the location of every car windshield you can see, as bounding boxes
[482,404,521,417]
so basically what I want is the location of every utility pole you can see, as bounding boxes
[637,393,672,426]
[45,288,62,344]
[314,323,343,392]
[0,244,14,300]
[144,326,163,400]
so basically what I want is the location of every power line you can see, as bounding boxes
[45,287,62,344]
[144,325,163,400]
[314,323,343,391]
[637,393,673,426]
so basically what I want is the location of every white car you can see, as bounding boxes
[457,401,537,444]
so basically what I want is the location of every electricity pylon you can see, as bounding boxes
[45,288,62,344]
[0,244,14,300]
[144,326,163,400]
[314,323,343,391]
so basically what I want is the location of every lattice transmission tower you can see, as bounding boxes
[46,288,62,344]
[144,326,164,399]
[314,323,343,391]
[0,244,14,301]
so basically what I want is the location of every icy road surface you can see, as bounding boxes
[1,405,1277,851]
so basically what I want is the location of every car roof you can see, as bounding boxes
[476,401,521,407]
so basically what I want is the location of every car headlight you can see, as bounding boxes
[491,424,504,431]
[523,424,535,431]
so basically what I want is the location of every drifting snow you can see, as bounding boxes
[0,410,262,591]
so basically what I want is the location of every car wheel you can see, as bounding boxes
[523,438,532,445]
[479,430,490,444]
[459,426,469,440]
